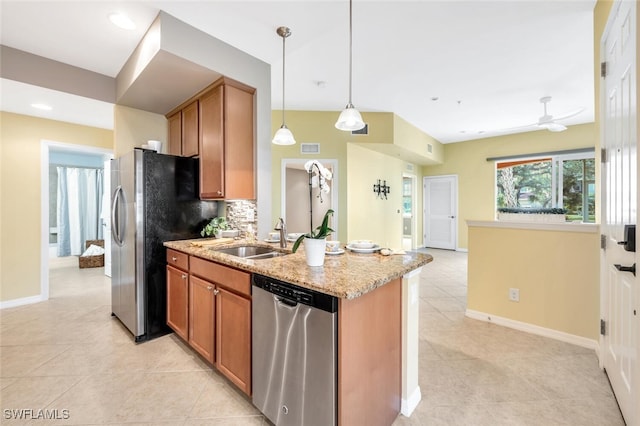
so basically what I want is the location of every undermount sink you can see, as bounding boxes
[212,245,289,260]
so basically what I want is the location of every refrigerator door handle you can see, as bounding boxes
[111,185,125,246]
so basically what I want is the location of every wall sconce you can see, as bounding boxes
[373,179,390,199]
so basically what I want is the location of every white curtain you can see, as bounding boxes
[57,167,104,256]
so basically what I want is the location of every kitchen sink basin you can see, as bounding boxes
[212,245,289,260]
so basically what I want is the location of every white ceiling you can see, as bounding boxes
[0,0,596,143]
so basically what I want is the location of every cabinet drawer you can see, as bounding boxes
[167,249,189,271]
[190,256,251,297]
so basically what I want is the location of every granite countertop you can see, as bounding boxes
[164,238,433,299]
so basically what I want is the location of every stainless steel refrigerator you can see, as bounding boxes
[110,148,217,342]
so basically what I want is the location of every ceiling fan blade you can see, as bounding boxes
[495,122,539,132]
[539,122,567,132]
[551,107,586,122]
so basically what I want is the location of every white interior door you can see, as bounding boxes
[600,2,637,425]
[423,175,457,250]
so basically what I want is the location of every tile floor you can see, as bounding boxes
[0,250,625,425]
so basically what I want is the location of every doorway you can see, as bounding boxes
[402,173,417,250]
[423,175,458,250]
[281,159,338,236]
[41,140,113,300]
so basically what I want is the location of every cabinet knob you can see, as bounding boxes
[181,274,187,279]
[172,256,177,261]
[213,289,220,295]
[207,286,213,291]
[217,191,222,195]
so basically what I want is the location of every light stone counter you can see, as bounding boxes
[164,238,432,299]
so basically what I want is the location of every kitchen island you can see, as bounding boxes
[164,238,432,425]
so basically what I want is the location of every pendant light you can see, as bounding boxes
[335,0,365,131]
[272,26,296,145]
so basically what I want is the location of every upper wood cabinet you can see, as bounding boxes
[166,77,255,200]
[167,100,199,157]
[168,112,182,156]
[200,78,255,200]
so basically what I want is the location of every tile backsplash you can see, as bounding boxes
[225,200,258,240]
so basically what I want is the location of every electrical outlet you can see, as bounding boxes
[246,208,255,221]
[509,288,520,302]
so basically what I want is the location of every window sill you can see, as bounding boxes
[466,220,599,233]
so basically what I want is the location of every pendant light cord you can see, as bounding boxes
[281,31,286,126]
[348,0,353,105]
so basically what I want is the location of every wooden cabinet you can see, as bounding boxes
[167,101,199,157]
[199,78,255,200]
[189,275,215,363]
[166,264,189,341]
[216,286,251,395]
[168,112,182,156]
[166,251,252,396]
[182,101,199,157]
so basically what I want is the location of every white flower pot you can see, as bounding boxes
[304,237,327,267]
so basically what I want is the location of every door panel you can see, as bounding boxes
[423,176,457,250]
[600,2,637,424]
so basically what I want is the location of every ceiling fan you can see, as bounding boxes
[506,96,585,133]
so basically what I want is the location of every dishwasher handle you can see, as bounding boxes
[276,296,298,308]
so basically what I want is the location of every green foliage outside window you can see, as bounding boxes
[496,156,595,223]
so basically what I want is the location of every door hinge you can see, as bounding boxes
[601,148,607,163]
[600,319,606,336]
[601,61,607,78]
[601,234,607,250]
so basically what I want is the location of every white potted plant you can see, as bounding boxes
[292,209,334,266]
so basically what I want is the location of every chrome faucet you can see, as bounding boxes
[274,218,287,248]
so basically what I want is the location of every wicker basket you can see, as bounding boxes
[79,239,105,268]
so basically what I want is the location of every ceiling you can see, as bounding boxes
[0,0,596,143]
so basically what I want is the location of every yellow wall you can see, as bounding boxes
[393,114,444,164]
[468,225,600,340]
[347,144,405,247]
[423,123,597,249]
[0,112,113,302]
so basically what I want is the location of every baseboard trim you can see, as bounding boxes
[400,386,421,417]
[456,248,468,253]
[465,309,598,350]
[0,294,45,310]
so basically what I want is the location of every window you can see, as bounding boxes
[496,152,595,222]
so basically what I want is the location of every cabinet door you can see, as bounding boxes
[199,85,225,199]
[189,275,216,364]
[166,265,188,341]
[167,112,182,156]
[216,286,251,395]
[182,100,199,157]
[224,84,255,199]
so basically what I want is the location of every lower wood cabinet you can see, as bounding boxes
[216,286,251,395]
[166,251,252,396]
[189,275,216,364]
[166,265,189,341]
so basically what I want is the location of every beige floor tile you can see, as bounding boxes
[1,344,71,378]
[112,371,210,423]
[38,372,146,425]
[0,376,82,416]
[188,380,261,419]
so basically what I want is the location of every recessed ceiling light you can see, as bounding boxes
[109,13,136,30]
[430,97,439,101]
[31,103,52,111]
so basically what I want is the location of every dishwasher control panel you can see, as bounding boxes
[263,281,314,305]
[252,274,338,313]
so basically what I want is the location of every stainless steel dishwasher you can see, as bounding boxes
[252,274,337,426]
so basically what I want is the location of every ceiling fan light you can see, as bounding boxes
[272,125,296,145]
[335,104,365,131]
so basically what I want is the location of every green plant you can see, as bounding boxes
[200,216,229,237]
[292,209,334,253]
